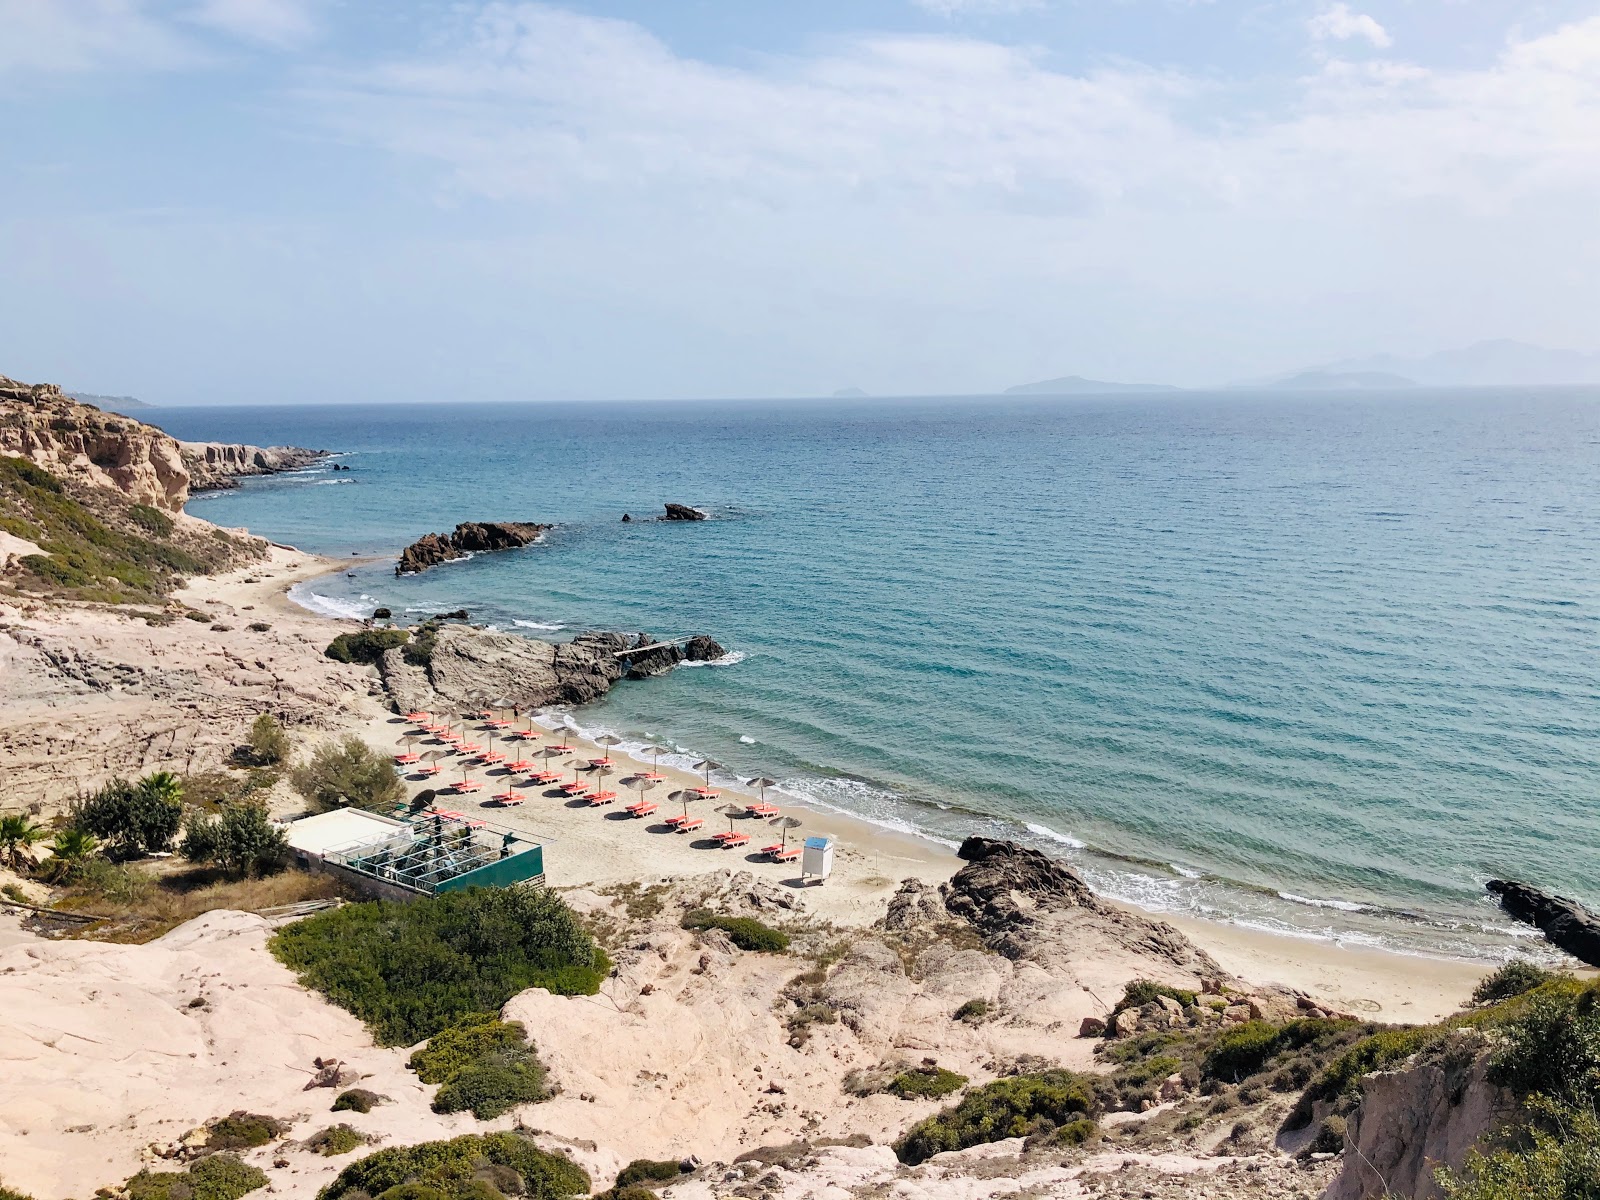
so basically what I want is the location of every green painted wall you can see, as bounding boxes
[435,845,545,893]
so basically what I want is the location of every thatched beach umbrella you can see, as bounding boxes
[667,789,700,820]
[592,734,624,765]
[748,776,778,803]
[770,815,803,850]
[717,803,744,835]
[694,759,721,786]
[420,749,448,776]
[586,764,616,792]
[627,776,659,809]
[396,732,420,749]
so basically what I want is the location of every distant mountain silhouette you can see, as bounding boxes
[1266,370,1416,391]
[832,387,869,398]
[1005,375,1180,395]
[1307,340,1600,387]
[68,391,149,412]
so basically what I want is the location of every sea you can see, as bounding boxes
[147,389,1600,962]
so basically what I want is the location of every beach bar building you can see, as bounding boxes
[286,808,546,900]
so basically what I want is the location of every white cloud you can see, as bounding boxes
[186,0,317,46]
[1308,3,1392,49]
[0,0,200,73]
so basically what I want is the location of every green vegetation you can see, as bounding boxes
[41,827,101,883]
[318,1132,590,1200]
[1486,982,1600,1103]
[402,621,444,667]
[270,887,608,1046]
[953,999,991,1024]
[325,628,411,664]
[72,773,184,858]
[0,813,45,870]
[1113,980,1198,1012]
[308,1125,368,1157]
[207,1112,285,1150]
[0,1184,37,1200]
[243,713,290,767]
[614,1160,684,1188]
[0,455,242,603]
[332,1088,382,1114]
[895,1070,1098,1165]
[1471,959,1560,1008]
[125,1154,267,1200]
[180,802,289,878]
[409,1013,547,1119]
[290,735,406,813]
[1439,1095,1600,1200]
[681,910,790,952]
[888,1066,968,1100]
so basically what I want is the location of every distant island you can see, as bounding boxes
[1004,375,1180,395]
[832,386,869,398]
[1265,370,1416,391]
[68,391,149,412]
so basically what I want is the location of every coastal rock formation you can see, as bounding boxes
[622,632,727,677]
[395,520,552,575]
[1486,878,1600,966]
[663,503,708,520]
[1325,1049,1516,1200]
[180,440,328,491]
[377,623,725,713]
[0,374,190,510]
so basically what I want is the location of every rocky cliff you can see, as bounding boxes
[396,521,554,575]
[180,441,329,491]
[0,374,190,511]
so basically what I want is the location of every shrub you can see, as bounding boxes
[0,813,45,870]
[1488,983,1600,1104]
[1310,1113,1348,1154]
[895,1070,1098,1165]
[332,1088,382,1114]
[40,827,102,883]
[325,629,410,664]
[1471,960,1558,1008]
[410,1014,547,1120]
[244,713,290,767]
[1285,1026,1441,1129]
[290,735,406,813]
[180,802,288,878]
[208,1111,285,1150]
[320,1132,590,1200]
[270,887,608,1045]
[615,1160,684,1188]
[247,622,271,633]
[681,910,790,952]
[888,1066,968,1100]
[70,856,153,905]
[72,773,184,858]
[1437,1095,1600,1200]
[0,1185,37,1200]
[1204,1021,1289,1082]
[1114,980,1198,1012]
[126,1154,267,1200]
[953,999,991,1024]
[308,1124,367,1157]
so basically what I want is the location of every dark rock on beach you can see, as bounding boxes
[662,503,708,521]
[1487,879,1600,967]
[395,520,552,575]
[378,623,726,715]
[621,633,727,679]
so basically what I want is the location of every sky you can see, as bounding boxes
[3,0,1600,403]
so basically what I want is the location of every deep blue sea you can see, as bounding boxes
[148,390,1600,960]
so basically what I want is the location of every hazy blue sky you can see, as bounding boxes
[4,0,1600,403]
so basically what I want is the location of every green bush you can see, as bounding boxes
[410,1014,547,1120]
[245,713,290,767]
[1205,1021,1289,1081]
[129,504,175,536]
[953,999,991,1024]
[40,827,103,884]
[72,773,184,858]
[615,1160,684,1188]
[126,1154,267,1200]
[681,910,790,952]
[290,735,406,813]
[180,802,288,878]
[0,1185,37,1200]
[1471,960,1558,1008]
[326,629,411,664]
[271,887,608,1046]
[1438,1095,1600,1199]
[1488,983,1600,1104]
[332,1088,382,1114]
[895,1070,1098,1165]
[1114,980,1199,1012]
[308,1125,367,1157]
[888,1066,968,1100]
[319,1132,590,1200]
[207,1111,285,1150]
[1312,1114,1348,1154]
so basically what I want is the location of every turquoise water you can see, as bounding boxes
[150,391,1600,959]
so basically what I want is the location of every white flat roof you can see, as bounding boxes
[286,807,409,857]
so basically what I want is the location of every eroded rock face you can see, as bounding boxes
[663,503,708,520]
[622,633,728,678]
[379,624,724,713]
[0,375,190,511]
[180,441,329,491]
[395,520,553,575]
[1487,878,1600,966]
[1324,1048,1516,1200]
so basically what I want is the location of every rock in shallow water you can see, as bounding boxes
[395,520,552,575]
[1486,878,1600,966]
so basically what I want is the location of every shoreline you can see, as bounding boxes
[267,559,1494,1021]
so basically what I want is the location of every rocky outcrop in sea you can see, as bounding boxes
[395,521,554,575]
[1486,878,1600,966]
[377,622,726,713]
[180,441,329,491]
[662,503,708,521]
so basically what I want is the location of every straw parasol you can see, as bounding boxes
[420,749,448,775]
[396,732,421,750]
[748,776,778,803]
[586,764,616,792]
[667,788,700,821]
[770,815,803,850]
[628,775,659,809]
[593,734,624,763]
[694,759,721,786]
[716,803,744,834]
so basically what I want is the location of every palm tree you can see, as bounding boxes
[42,828,100,884]
[135,771,184,808]
[0,814,44,870]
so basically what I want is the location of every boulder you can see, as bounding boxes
[395,520,552,575]
[663,503,708,521]
[1078,1016,1106,1038]
[1486,878,1600,967]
